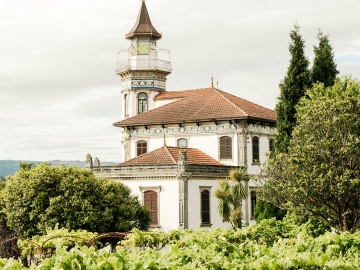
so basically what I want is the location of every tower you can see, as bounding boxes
[116,0,172,119]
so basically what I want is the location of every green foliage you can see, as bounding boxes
[18,162,34,171]
[214,168,249,228]
[18,226,98,259]
[311,29,339,87]
[262,76,360,232]
[253,199,287,222]
[4,164,150,237]
[275,24,311,153]
[0,222,358,269]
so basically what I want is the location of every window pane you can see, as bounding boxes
[252,136,259,162]
[137,141,147,156]
[177,138,187,147]
[201,190,210,223]
[138,93,148,114]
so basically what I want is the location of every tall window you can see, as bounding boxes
[201,190,210,224]
[138,92,148,114]
[251,191,257,218]
[137,140,147,156]
[124,94,129,116]
[219,136,232,159]
[269,138,274,152]
[177,138,188,147]
[252,136,259,163]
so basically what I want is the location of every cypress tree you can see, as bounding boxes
[311,29,339,87]
[275,24,311,153]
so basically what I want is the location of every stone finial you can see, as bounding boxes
[94,157,100,167]
[178,150,188,173]
[86,154,93,169]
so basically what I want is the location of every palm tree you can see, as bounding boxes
[214,168,250,228]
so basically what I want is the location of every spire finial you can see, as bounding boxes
[164,133,166,146]
[211,76,214,87]
[217,81,219,88]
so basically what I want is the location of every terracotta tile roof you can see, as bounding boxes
[117,146,224,166]
[126,2,161,40]
[114,88,276,127]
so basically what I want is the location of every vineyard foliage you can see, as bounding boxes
[2,217,360,269]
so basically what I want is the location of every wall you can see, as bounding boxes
[187,179,232,230]
[117,179,179,231]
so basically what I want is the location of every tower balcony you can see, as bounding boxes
[116,59,172,74]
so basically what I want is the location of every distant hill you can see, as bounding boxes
[0,160,118,178]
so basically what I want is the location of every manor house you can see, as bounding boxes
[91,0,276,230]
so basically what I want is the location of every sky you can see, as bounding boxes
[1,0,360,162]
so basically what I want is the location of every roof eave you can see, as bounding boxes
[113,116,276,128]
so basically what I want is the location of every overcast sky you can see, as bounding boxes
[1,0,360,162]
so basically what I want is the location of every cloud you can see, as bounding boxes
[1,0,360,161]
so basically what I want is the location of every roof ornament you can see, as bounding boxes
[163,133,166,146]
[211,76,214,88]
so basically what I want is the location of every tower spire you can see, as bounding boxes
[126,0,161,40]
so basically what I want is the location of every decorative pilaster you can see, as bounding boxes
[177,150,191,229]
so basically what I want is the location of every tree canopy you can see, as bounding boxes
[311,29,339,87]
[275,24,311,153]
[261,77,360,233]
[214,168,249,228]
[4,164,150,238]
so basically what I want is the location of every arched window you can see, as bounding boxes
[177,138,187,147]
[137,140,147,156]
[269,138,274,152]
[201,190,210,224]
[251,191,257,218]
[219,136,232,159]
[124,94,129,116]
[252,136,259,163]
[138,92,148,114]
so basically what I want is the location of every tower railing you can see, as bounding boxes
[115,59,172,73]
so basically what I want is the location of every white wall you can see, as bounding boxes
[187,179,232,230]
[117,179,179,231]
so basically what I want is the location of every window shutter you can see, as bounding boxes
[144,191,158,225]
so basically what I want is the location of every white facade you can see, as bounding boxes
[92,1,277,231]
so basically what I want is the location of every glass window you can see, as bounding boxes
[138,92,148,114]
[219,136,232,159]
[124,94,129,116]
[201,190,210,224]
[251,191,257,218]
[177,138,187,147]
[252,136,259,163]
[137,140,147,156]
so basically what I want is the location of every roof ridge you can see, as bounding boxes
[164,146,177,163]
[114,96,189,126]
[116,146,159,166]
[217,89,275,113]
[212,88,248,116]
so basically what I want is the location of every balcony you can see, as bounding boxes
[115,59,172,74]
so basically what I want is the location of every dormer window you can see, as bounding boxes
[138,92,148,114]
[177,138,188,147]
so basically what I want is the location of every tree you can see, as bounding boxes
[253,198,286,222]
[214,168,249,228]
[0,182,21,260]
[311,29,339,87]
[275,24,311,153]
[4,164,150,238]
[261,77,360,233]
